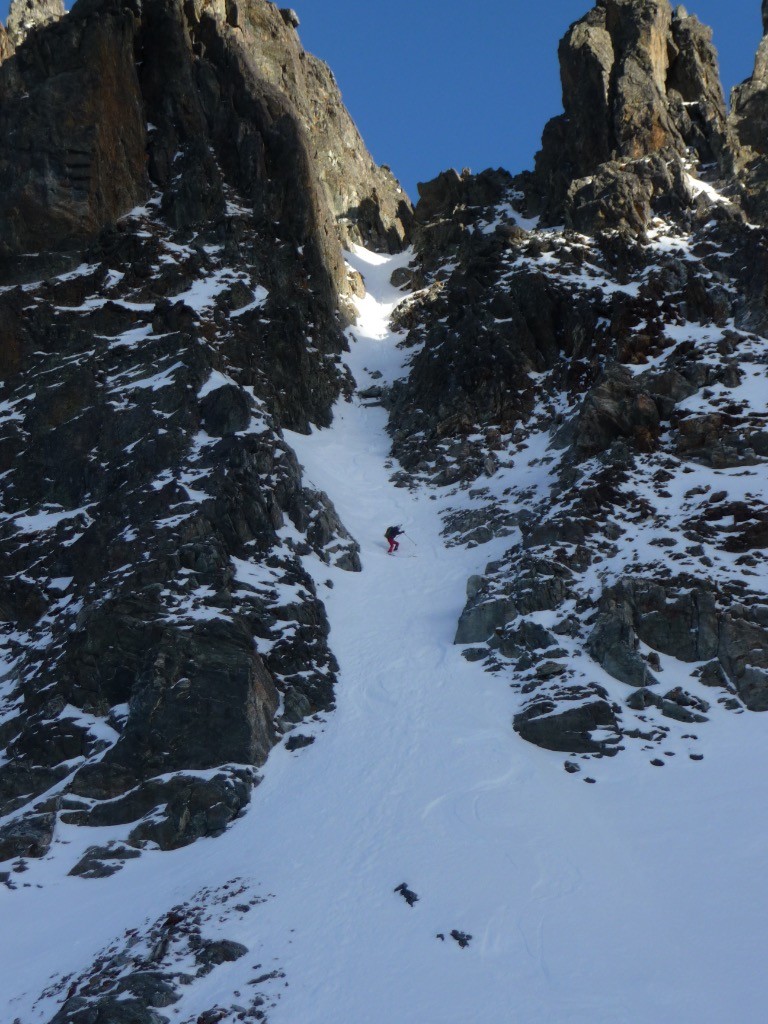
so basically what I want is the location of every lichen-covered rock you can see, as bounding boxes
[0,22,14,61]
[5,0,64,47]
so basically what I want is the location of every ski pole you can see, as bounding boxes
[403,533,417,546]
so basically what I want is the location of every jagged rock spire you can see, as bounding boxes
[525,0,732,228]
[5,0,64,47]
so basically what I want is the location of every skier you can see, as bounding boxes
[384,525,403,554]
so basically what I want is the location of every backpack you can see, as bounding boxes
[384,525,400,540]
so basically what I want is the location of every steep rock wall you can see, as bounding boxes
[0,0,396,867]
[0,0,411,275]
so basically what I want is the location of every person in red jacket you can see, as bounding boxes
[384,525,403,553]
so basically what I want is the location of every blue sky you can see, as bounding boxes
[1,0,764,199]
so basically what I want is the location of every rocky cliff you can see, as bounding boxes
[0,0,409,875]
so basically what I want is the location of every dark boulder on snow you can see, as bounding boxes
[626,686,710,723]
[0,810,56,861]
[69,841,142,879]
[63,768,255,850]
[200,383,254,436]
[514,689,622,755]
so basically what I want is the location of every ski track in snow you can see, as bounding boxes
[4,246,768,1023]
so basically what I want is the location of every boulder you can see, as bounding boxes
[280,8,300,29]
[626,687,709,722]
[63,769,255,851]
[514,690,621,755]
[200,384,253,436]
[586,608,657,688]
[455,556,574,645]
[0,811,56,861]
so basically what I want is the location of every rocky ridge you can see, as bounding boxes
[385,0,768,765]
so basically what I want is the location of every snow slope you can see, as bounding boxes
[4,246,768,1024]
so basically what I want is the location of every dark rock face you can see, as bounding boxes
[0,0,411,271]
[570,365,661,456]
[0,3,148,259]
[0,202,358,852]
[727,15,768,224]
[587,579,768,711]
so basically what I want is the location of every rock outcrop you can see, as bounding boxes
[0,22,14,61]
[522,0,733,229]
[0,1,147,262]
[728,8,768,222]
[5,0,63,47]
